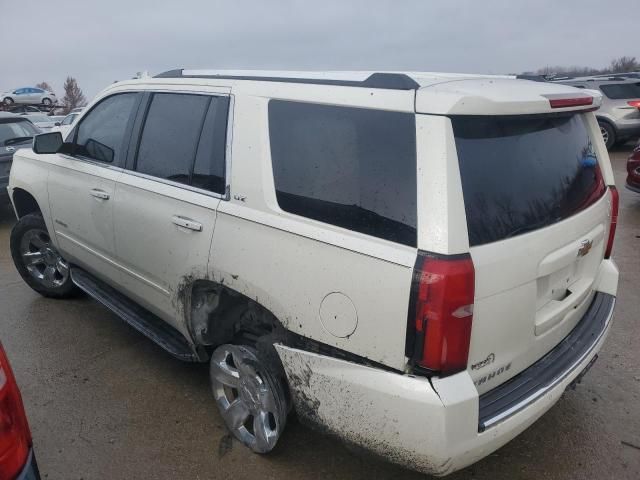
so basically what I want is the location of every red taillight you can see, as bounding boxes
[605,186,619,259]
[548,97,594,108]
[0,343,31,480]
[406,252,475,376]
[627,100,640,108]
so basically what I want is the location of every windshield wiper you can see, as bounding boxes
[4,136,33,146]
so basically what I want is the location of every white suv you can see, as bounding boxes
[7,70,619,475]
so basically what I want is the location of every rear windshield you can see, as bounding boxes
[452,113,606,246]
[599,82,640,99]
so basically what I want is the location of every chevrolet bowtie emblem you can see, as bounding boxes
[577,239,593,257]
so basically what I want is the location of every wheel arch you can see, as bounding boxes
[595,115,617,132]
[184,277,289,350]
[12,188,42,218]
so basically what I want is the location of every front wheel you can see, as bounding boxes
[3,97,13,105]
[210,344,289,454]
[10,213,79,298]
[599,121,615,150]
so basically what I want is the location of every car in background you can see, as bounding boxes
[555,77,640,149]
[627,144,640,193]
[1,88,57,107]
[50,112,80,138]
[0,341,41,479]
[6,106,43,115]
[0,113,40,203]
[593,72,640,80]
[20,114,61,133]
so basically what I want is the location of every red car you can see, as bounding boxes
[628,144,640,193]
[0,342,40,480]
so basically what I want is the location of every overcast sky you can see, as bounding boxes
[2,0,638,100]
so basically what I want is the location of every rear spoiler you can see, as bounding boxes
[415,79,602,115]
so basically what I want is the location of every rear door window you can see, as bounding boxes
[134,93,229,194]
[269,101,417,246]
[599,82,640,99]
[135,93,210,185]
[452,113,606,246]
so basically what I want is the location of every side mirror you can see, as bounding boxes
[54,122,61,126]
[33,132,63,154]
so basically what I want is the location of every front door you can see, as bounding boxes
[112,91,230,333]
[47,92,142,286]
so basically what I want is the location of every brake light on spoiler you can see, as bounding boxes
[548,96,594,109]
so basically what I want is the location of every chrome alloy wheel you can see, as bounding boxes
[210,344,285,453]
[20,228,69,288]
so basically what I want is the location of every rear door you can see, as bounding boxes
[450,112,613,393]
[47,92,141,286]
[112,91,230,332]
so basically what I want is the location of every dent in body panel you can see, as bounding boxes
[276,345,448,475]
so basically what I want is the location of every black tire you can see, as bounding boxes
[42,98,52,106]
[598,121,615,150]
[3,97,13,105]
[10,213,79,298]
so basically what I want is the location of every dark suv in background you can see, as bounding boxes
[0,113,40,203]
[556,77,640,149]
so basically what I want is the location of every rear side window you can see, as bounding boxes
[269,101,417,246]
[453,114,606,246]
[599,82,640,99]
[75,93,138,165]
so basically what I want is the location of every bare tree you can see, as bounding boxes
[532,56,640,77]
[35,81,53,92]
[61,76,86,113]
[609,56,639,73]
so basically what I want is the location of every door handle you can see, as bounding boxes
[171,215,202,232]
[90,189,110,200]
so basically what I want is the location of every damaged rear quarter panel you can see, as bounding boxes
[275,344,451,475]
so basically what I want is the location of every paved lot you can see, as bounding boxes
[1,148,639,480]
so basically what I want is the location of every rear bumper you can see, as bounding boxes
[276,291,616,476]
[614,120,640,138]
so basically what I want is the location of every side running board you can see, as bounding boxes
[70,267,204,362]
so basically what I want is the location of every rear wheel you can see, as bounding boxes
[3,97,13,105]
[42,98,52,106]
[210,344,289,453]
[599,121,615,150]
[10,213,78,298]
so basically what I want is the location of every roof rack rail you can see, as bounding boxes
[153,69,421,90]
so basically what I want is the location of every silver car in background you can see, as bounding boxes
[555,77,640,149]
[50,112,80,138]
[1,87,57,106]
[22,114,63,132]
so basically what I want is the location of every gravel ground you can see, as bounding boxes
[0,147,638,480]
